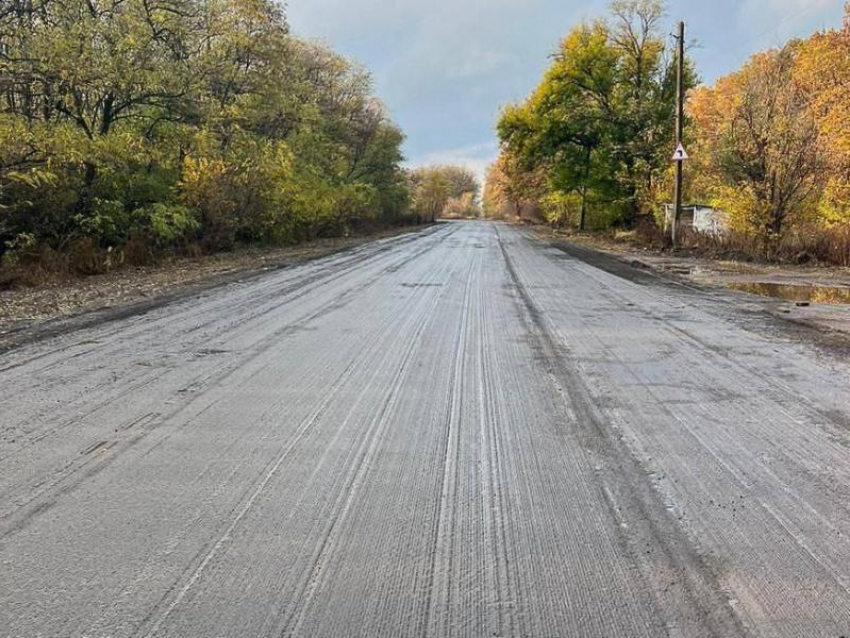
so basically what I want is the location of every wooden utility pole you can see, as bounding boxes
[671,21,685,247]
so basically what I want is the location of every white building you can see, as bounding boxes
[663,204,727,236]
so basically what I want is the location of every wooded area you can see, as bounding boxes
[5,0,850,281]
[407,165,480,223]
[0,0,481,283]
[488,0,850,264]
[491,0,692,230]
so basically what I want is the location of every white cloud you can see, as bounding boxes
[408,141,500,185]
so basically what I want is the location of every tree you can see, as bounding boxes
[0,0,411,263]
[483,159,512,219]
[442,192,479,219]
[441,166,479,201]
[690,47,825,236]
[497,0,693,231]
[793,16,850,222]
[408,165,480,222]
[483,152,545,221]
[412,168,449,224]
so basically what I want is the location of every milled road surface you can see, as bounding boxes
[2,221,850,638]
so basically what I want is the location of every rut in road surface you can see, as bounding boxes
[1,221,850,637]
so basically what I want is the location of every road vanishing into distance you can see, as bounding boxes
[2,221,850,637]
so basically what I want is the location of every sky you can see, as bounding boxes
[288,0,846,180]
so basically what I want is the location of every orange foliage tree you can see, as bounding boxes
[793,14,850,222]
[688,47,827,236]
[688,4,850,237]
[483,152,545,221]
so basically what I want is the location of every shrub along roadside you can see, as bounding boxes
[652,226,850,267]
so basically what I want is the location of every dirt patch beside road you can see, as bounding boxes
[536,226,850,341]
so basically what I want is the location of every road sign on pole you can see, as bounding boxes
[672,143,689,162]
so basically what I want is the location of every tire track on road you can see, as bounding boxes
[0,226,460,532]
[421,248,477,638]
[86,243,458,638]
[279,264,451,638]
[533,234,850,606]
[475,264,521,637]
[496,225,747,638]
[133,227,457,638]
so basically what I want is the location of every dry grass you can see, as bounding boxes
[548,217,850,268]
[0,237,157,290]
[674,225,850,267]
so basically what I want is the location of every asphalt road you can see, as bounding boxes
[2,221,850,637]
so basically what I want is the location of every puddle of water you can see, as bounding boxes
[727,282,850,305]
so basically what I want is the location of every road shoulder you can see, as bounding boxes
[533,226,850,356]
[0,225,434,354]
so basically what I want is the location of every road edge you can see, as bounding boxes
[0,224,442,355]
[533,227,850,358]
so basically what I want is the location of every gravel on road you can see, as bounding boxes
[2,221,849,637]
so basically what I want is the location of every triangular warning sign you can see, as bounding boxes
[672,143,689,161]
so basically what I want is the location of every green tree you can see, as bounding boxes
[498,0,696,230]
[409,165,480,222]
[0,0,411,267]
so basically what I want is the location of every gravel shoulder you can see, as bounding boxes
[536,226,850,339]
[0,225,428,352]
[536,227,850,287]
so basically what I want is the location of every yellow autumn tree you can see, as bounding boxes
[688,47,825,236]
[794,19,850,223]
[689,4,850,239]
[482,152,546,222]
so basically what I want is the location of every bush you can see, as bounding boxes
[75,199,130,245]
[178,156,239,250]
[140,203,200,246]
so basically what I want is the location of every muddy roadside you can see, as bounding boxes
[0,225,430,353]
[534,227,850,339]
